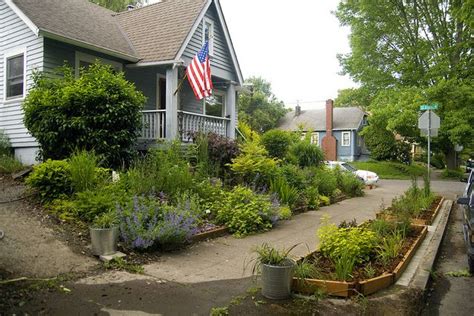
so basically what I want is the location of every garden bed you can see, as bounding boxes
[190,224,229,243]
[292,225,428,297]
[376,196,444,226]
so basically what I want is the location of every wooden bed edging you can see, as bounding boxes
[393,225,428,280]
[190,226,229,243]
[292,225,429,297]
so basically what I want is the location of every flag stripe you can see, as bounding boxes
[187,41,213,100]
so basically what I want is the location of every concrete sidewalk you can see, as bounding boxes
[143,180,464,283]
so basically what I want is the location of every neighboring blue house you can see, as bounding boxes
[0,0,242,164]
[278,99,370,162]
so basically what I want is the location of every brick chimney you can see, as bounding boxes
[295,105,301,116]
[325,99,333,135]
[321,99,337,161]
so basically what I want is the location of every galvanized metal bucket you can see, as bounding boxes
[90,226,119,256]
[261,260,295,300]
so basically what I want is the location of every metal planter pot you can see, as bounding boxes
[90,226,119,256]
[261,260,295,300]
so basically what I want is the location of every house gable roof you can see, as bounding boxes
[11,0,139,61]
[115,0,208,64]
[278,107,366,132]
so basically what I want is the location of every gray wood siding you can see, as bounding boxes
[182,4,236,82]
[0,0,42,148]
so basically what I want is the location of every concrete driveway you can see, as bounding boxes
[143,179,465,283]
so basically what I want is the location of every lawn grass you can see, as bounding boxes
[351,161,426,180]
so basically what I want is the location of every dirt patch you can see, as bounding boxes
[0,178,96,279]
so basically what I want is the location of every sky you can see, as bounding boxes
[219,0,357,109]
[149,0,358,110]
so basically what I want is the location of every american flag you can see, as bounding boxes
[186,41,213,100]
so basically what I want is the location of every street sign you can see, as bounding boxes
[418,111,440,130]
[420,128,438,137]
[420,104,439,111]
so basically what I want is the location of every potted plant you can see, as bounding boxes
[90,211,119,256]
[251,243,298,300]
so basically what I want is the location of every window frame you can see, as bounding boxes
[4,47,27,101]
[310,132,319,146]
[202,17,214,56]
[203,90,226,117]
[341,131,351,147]
[74,52,123,77]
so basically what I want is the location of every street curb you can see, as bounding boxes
[408,199,454,290]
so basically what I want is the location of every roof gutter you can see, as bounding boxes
[40,30,140,63]
[126,60,184,68]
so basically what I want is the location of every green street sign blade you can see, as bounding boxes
[420,104,439,111]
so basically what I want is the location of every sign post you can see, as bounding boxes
[418,104,440,179]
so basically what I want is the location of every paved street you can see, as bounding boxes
[422,202,474,316]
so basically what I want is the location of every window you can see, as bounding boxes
[75,52,122,77]
[310,132,319,146]
[203,18,214,55]
[5,52,25,99]
[204,92,225,117]
[342,132,351,147]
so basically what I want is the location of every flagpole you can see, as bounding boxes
[174,72,188,96]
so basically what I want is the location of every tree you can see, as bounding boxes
[89,0,147,12]
[334,87,373,109]
[238,77,289,133]
[23,64,146,168]
[336,0,474,168]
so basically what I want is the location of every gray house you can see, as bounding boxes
[0,0,242,164]
[278,99,369,162]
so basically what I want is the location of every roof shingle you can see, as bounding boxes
[114,0,207,63]
[13,0,138,59]
[278,107,366,131]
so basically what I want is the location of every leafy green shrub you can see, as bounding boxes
[23,64,146,168]
[69,150,103,192]
[261,129,295,159]
[252,243,298,266]
[269,176,299,208]
[303,186,320,210]
[317,217,378,264]
[216,186,279,237]
[0,155,24,174]
[229,141,279,186]
[318,195,330,206]
[278,163,307,190]
[441,168,464,180]
[191,178,226,217]
[92,211,118,229]
[287,141,324,168]
[48,198,77,221]
[431,154,445,169]
[338,172,364,197]
[26,159,72,201]
[74,190,118,222]
[194,133,240,177]
[313,168,337,197]
[278,205,292,220]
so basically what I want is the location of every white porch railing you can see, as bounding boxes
[140,110,166,140]
[178,110,230,138]
[139,110,230,140]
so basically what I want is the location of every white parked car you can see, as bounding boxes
[325,161,379,185]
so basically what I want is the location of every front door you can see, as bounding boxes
[157,76,166,110]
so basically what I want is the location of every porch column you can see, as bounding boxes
[226,83,237,139]
[165,67,179,140]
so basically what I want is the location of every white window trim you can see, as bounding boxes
[3,46,27,101]
[203,90,226,117]
[202,17,214,56]
[342,131,351,147]
[311,132,319,146]
[75,51,123,77]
